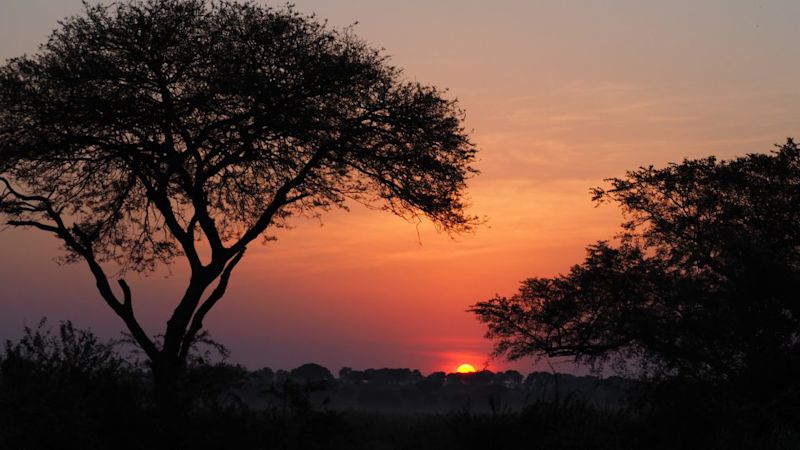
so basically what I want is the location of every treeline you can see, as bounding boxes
[240,363,632,412]
[1,320,797,449]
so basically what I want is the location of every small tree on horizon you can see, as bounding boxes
[0,0,477,402]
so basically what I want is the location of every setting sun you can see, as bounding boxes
[456,363,477,374]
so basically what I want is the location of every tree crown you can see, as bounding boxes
[0,0,477,273]
[472,139,800,382]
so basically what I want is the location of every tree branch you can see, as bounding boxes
[6,220,60,233]
[179,248,246,360]
[131,166,203,269]
[228,149,327,255]
[2,177,159,360]
[0,177,52,204]
[115,278,160,360]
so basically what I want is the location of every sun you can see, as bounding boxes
[456,363,477,374]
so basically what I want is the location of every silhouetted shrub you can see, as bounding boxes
[0,319,146,449]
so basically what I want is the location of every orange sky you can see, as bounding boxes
[1,0,799,375]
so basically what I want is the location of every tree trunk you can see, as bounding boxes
[151,349,187,411]
[150,276,212,408]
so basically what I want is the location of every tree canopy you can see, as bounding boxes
[471,140,800,394]
[0,0,477,393]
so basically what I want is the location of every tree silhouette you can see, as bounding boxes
[0,0,476,401]
[289,363,334,385]
[471,139,800,413]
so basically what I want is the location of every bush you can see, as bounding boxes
[0,319,146,449]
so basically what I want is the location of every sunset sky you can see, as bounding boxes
[1,0,799,375]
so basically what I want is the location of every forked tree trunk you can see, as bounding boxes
[146,266,237,410]
[149,282,209,410]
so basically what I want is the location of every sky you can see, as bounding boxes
[1,0,799,375]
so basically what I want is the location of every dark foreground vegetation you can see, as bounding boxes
[2,320,798,450]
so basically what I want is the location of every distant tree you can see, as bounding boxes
[289,363,334,384]
[524,372,554,388]
[496,370,523,386]
[469,370,496,386]
[275,369,290,384]
[446,371,476,386]
[362,368,423,385]
[417,371,446,391]
[250,367,274,384]
[338,367,354,380]
[471,140,800,413]
[0,0,476,402]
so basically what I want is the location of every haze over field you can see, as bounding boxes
[1,0,799,374]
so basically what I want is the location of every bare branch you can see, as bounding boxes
[7,220,60,233]
[229,149,328,255]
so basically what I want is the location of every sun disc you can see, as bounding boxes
[456,363,476,373]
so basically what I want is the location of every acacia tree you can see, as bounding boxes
[0,0,477,398]
[471,140,800,409]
